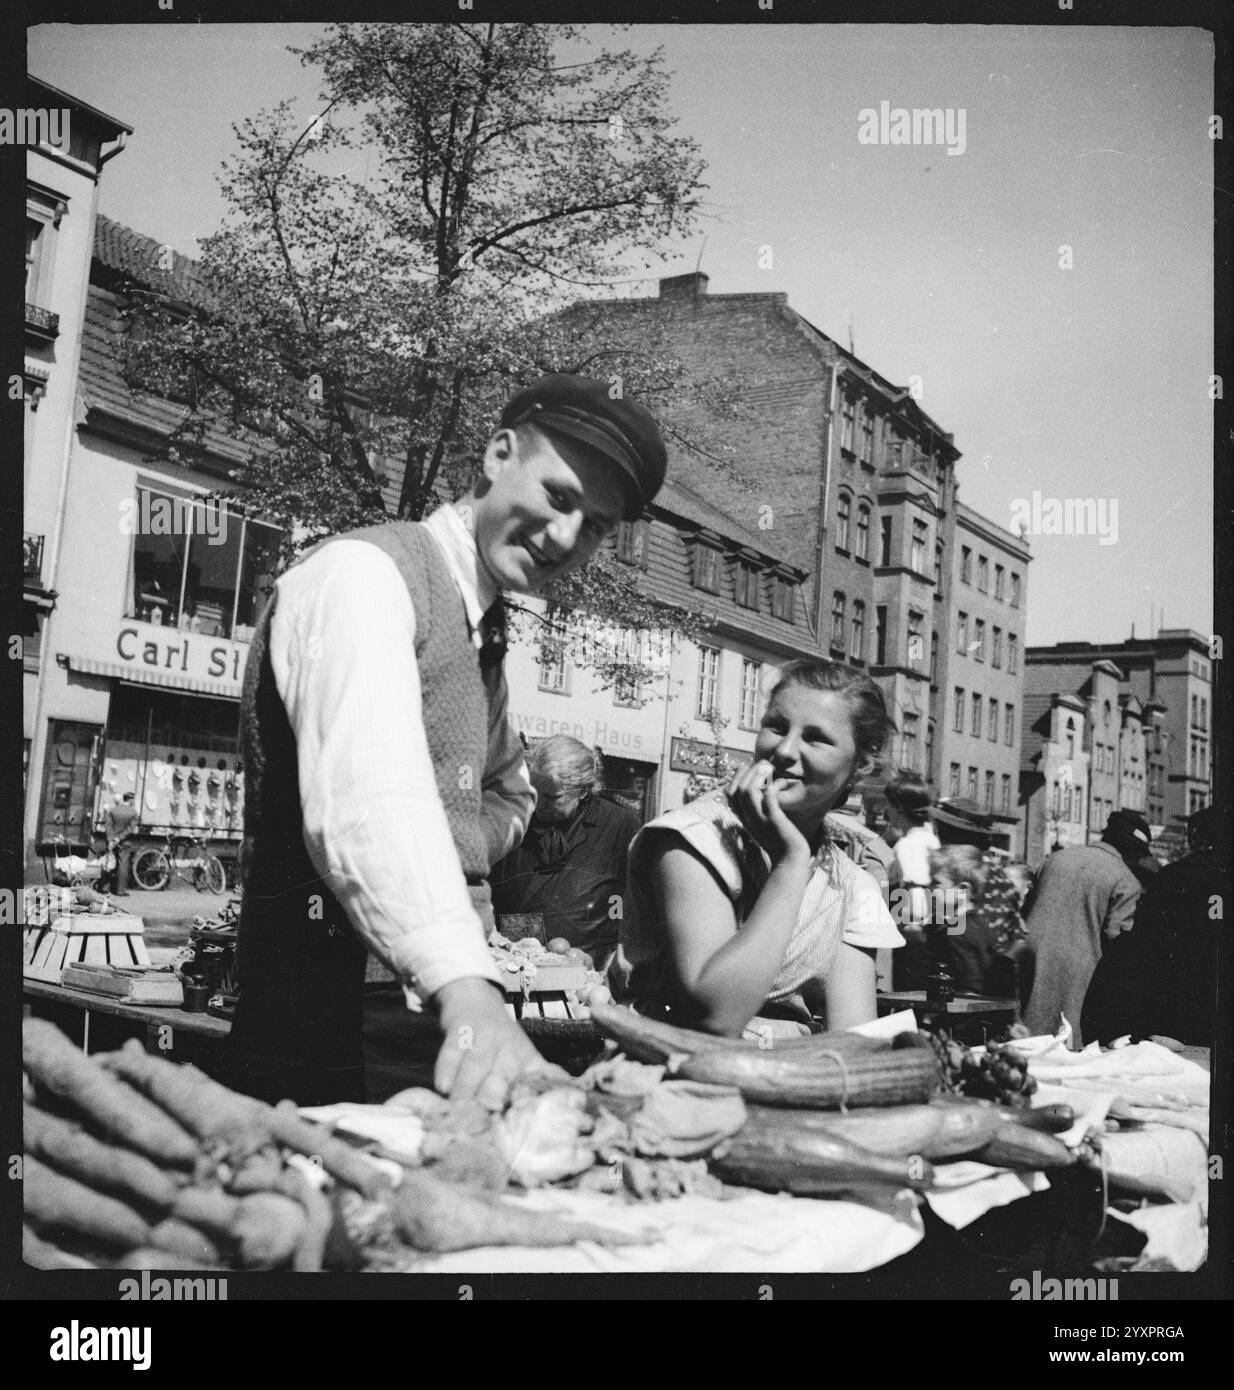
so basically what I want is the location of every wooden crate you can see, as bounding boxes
[23,914,150,983]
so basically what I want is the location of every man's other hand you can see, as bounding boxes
[433,976,545,1110]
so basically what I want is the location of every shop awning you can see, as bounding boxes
[64,654,241,701]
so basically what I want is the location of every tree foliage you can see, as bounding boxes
[122,22,736,683]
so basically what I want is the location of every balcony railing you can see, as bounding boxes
[25,302,60,342]
[24,533,45,586]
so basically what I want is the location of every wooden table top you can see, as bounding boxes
[878,990,1018,1016]
[23,978,231,1038]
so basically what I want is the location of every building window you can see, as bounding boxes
[1008,634,1018,674]
[831,592,847,650]
[930,631,939,683]
[613,628,644,707]
[977,555,989,592]
[1065,718,1076,760]
[836,494,851,552]
[992,626,1002,668]
[1010,573,1021,608]
[841,396,856,453]
[949,762,961,797]
[967,766,979,801]
[956,612,968,655]
[925,719,935,777]
[875,606,888,665]
[691,542,721,594]
[902,713,920,771]
[879,515,892,566]
[739,658,762,730]
[1004,703,1015,746]
[988,698,999,742]
[910,519,927,574]
[856,504,870,560]
[935,540,944,583]
[971,693,982,737]
[772,575,795,623]
[953,688,965,733]
[734,560,761,611]
[850,600,866,662]
[984,770,995,811]
[994,564,1005,601]
[960,546,972,584]
[696,645,720,718]
[616,519,648,568]
[1201,697,1208,732]
[126,484,282,641]
[1190,694,1199,727]
[859,408,874,463]
[539,643,570,695]
[974,619,985,661]
[908,611,924,668]
[1001,774,1012,814]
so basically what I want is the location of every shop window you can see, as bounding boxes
[126,483,283,642]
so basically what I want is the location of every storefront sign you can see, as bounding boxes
[510,711,649,756]
[114,623,249,687]
[669,736,753,776]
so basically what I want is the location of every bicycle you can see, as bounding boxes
[131,831,228,894]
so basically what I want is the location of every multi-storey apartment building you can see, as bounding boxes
[23,82,132,867]
[933,503,1032,847]
[570,272,1029,847]
[1025,630,1212,857]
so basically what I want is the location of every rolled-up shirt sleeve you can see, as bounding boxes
[269,540,502,1003]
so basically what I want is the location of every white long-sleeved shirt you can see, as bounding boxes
[267,505,535,1006]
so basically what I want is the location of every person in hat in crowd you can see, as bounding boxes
[1022,807,1156,1047]
[100,792,139,897]
[929,844,1031,1001]
[1082,804,1224,1046]
[489,735,640,971]
[225,375,667,1108]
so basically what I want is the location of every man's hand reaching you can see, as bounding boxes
[432,976,546,1111]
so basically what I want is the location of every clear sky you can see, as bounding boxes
[28,21,1215,648]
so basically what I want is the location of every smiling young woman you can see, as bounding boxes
[615,659,906,1038]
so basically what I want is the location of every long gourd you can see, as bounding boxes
[743,1099,1003,1159]
[678,1041,938,1109]
[587,1001,889,1067]
[710,1124,934,1194]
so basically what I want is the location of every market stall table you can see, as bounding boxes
[23,978,230,1071]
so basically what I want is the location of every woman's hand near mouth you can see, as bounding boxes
[727,759,811,865]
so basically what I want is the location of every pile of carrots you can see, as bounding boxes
[22,1019,644,1270]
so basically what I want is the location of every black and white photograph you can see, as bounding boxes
[7,0,1229,1334]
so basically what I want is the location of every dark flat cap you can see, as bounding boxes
[1102,808,1153,850]
[501,374,667,521]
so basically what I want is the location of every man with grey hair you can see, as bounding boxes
[490,734,641,968]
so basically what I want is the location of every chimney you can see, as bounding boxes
[659,272,709,301]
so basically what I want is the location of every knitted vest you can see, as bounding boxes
[225,521,493,1104]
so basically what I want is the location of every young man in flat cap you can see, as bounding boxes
[1022,808,1156,1048]
[226,375,667,1108]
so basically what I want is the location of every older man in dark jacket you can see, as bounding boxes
[1023,809,1154,1048]
[1083,805,1224,1045]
